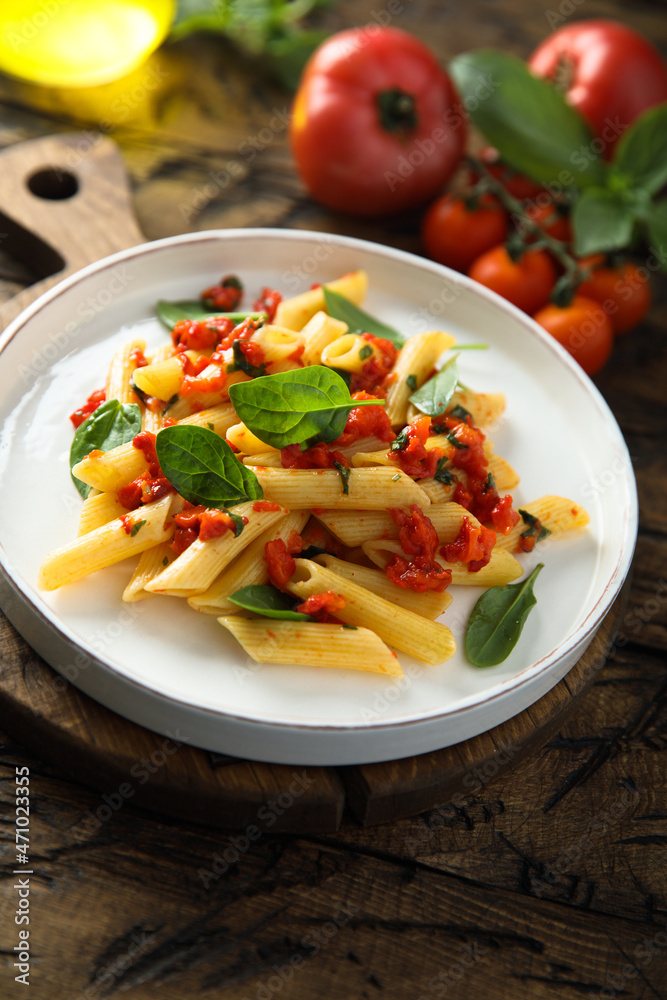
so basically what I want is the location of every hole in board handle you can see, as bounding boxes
[27,168,79,201]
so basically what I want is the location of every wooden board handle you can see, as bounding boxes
[0,133,144,330]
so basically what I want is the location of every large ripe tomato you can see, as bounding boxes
[533,296,614,375]
[290,28,466,217]
[578,259,651,335]
[468,245,557,315]
[529,20,667,156]
[421,194,508,272]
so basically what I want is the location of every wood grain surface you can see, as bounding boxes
[0,0,666,997]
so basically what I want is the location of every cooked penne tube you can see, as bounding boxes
[300,311,349,365]
[218,617,403,677]
[274,269,368,331]
[320,333,368,372]
[252,467,431,509]
[106,338,145,405]
[144,502,288,596]
[361,539,522,587]
[189,511,309,614]
[495,496,590,552]
[123,542,176,602]
[226,422,278,456]
[286,558,456,664]
[315,554,452,620]
[132,355,184,401]
[77,491,128,535]
[448,389,506,428]
[313,502,479,548]
[384,331,457,427]
[38,494,174,591]
[250,325,304,371]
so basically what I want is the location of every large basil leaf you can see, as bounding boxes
[465,563,543,667]
[155,425,263,507]
[613,104,667,197]
[228,584,313,620]
[409,355,459,417]
[449,51,605,189]
[157,300,265,330]
[70,400,142,499]
[323,287,405,348]
[229,366,382,449]
[572,188,637,256]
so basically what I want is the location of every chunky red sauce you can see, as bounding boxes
[117,432,175,511]
[264,533,303,589]
[129,346,148,369]
[295,590,346,622]
[280,442,349,470]
[252,287,282,322]
[253,500,282,512]
[350,334,398,396]
[333,392,395,448]
[440,516,496,572]
[385,505,451,593]
[200,275,243,312]
[389,415,445,480]
[69,388,106,428]
[169,503,248,554]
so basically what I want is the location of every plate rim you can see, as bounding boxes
[0,227,639,737]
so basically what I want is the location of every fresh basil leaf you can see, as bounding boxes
[613,104,667,196]
[155,425,263,507]
[409,355,459,417]
[646,200,667,272]
[228,366,382,449]
[130,519,146,537]
[447,432,467,450]
[434,456,454,485]
[323,287,405,348]
[391,428,409,452]
[449,51,605,189]
[466,563,544,668]
[334,461,351,495]
[447,404,473,423]
[572,188,637,256]
[227,339,267,378]
[518,509,551,542]
[228,584,313,621]
[157,300,265,330]
[162,394,179,416]
[70,400,142,499]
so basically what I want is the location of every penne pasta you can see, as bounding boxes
[252,467,431,510]
[494,496,590,552]
[384,331,457,427]
[361,539,523,587]
[314,554,452,620]
[274,269,368,331]
[300,311,349,365]
[313,502,479,548]
[106,338,145,405]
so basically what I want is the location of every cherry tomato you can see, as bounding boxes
[473,147,545,200]
[577,260,651,335]
[524,201,572,243]
[468,245,557,315]
[533,295,614,375]
[421,193,508,272]
[290,28,466,217]
[529,20,667,157]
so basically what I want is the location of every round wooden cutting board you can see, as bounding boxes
[0,134,628,833]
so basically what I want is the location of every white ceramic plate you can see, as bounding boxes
[0,229,637,765]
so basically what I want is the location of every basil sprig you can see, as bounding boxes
[155,425,263,507]
[229,366,383,449]
[409,355,459,417]
[323,287,405,348]
[465,563,543,668]
[449,51,667,266]
[70,400,142,499]
[228,584,313,620]
[157,300,266,330]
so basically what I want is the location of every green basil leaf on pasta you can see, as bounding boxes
[70,400,142,499]
[466,563,543,667]
[409,355,459,417]
[323,287,405,348]
[155,425,263,507]
[228,584,313,620]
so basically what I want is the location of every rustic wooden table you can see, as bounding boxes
[1,2,666,997]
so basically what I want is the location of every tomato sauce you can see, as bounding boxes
[385,505,451,593]
[69,388,106,428]
[440,516,496,571]
[389,415,445,479]
[295,590,346,622]
[350,334,398,396]
[117,432,175,511]
[252,287,282,322]
[333,392,395,448]
[281,442,349,469]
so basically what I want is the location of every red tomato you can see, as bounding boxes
[533,295,614,375]
[524,201,572,243]
[290,27,466,217]
[468,245,557,314]
[577,260,651,335]
[421,193,508,272]
[473,147,545,200]
[529,20,667,157]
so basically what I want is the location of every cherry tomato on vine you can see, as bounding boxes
[421,193,508,272]
[577,260,651,335]
[468,245,557,315]
[529,20,667,157]
[533,295,614,375]
[290,27,466,217]
[525,201,572,244]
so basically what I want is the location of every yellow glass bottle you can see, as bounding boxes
[0,0,175,87]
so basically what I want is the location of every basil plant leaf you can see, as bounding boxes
[155,425,263,507]
[449,51,606,189]
[613,104,667,196]
[157,300,265,330]
[572,188,637,256]
[228,584,313,621]
[646,199,667,272]
[229,366,382,450]
[409,355,459,417]
[70,400,142,499]
[323,287,405,348]
[466,563,543,668]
